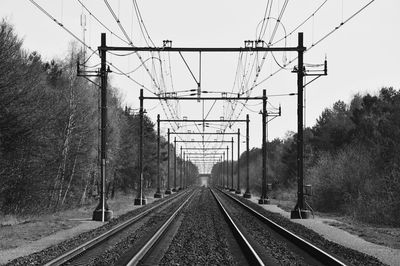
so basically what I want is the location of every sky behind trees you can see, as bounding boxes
[1,0,399,148]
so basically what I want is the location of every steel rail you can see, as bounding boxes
[218,189,346,266]
[210,189,265,266]
[126,190,197,265]
[44,190,192,266]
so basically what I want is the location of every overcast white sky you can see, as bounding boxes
[1,0,399,172]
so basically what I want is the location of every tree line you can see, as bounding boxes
[3,18,398,226]
[213,89,400,226]
[0,19,197,215]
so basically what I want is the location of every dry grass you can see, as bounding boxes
[0,190,156,251]
[325,216,400,250]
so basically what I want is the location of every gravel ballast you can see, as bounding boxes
[225,190,386,266]
[160,187,237,265]
[5,187,387,266]
[5,191,188,266]
[218,190,314,265]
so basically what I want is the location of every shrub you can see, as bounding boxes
[308,144,374,213]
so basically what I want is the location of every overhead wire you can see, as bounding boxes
[131,0,183,132]
[104,0,133,45]
[111,56,161,75]
[227,0,289,130]
[258,0,274,40]
[104,0,185,140]
[243,0,376,93]
[310,0,375,49]
[229,1,289,126]
[103,0,162,93]
[29,0,155,95]
[271,0,328,46]
[133,0,156,47]
[76,0,129,45]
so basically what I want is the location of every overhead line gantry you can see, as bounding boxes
[92,32,320,221]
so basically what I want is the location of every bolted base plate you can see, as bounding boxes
[165,189,172,195]
[92,209,113,221]
[258,198,270,204]
[172,188,177,192]
[154,192,163,198]
[134,198,147,206]
[229,188,236,192]
[243,192,252,199]
[235,190,241,194]
[290,209,312,219]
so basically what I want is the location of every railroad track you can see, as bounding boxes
[44,188,196,266]
[215,188,347,266]
[9,186,381,265]
[133,186,264,266]
[122,189,197,266]
[210,189,265,266]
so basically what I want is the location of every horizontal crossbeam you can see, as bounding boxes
[170,132,238,135]
[103,46,302,53]
[160,119,246,122]
[143,96,262,101]
[181,148,227,150]
[176,140,231,143]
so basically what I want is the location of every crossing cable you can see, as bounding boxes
[104,0,133,46]
[131,0,168,98]
[258,0,274,40]
[131,0,169,95]
[76,0,129,45]
[310,0,375,49]
[132,0,156,47]
[226,52,248,122]
[247,0,289,92]
[229,0,289,122]
[241,0,376,94]
[110,57,161,75]
[233,0,374,129]
[227,51,250,123]
[226,1,289,129]
[105,0,182,131]
[230,52,244,95]
[134,5,182,132]
[132,0,182,128]
[29,0,155,95]
[161,52,180,119]
[103,0,162,93]
[226,49,254,124]
[271,0,328,46]
[166,52,181,118]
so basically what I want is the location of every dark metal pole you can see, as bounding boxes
[180,146,183,190]
[226,146,229,189]
[220,158,222,188]
[165,129,172,194]
[154,114,162,198]
[173,138,177,192]
[221,160,223,188]
[221,153,226,188]
[230,138,234,191]
[244,114,251,198]
[134,89,147,205]
[183,153,186,189]
[93,33,112,221]
[187,155,190,187]
[235,129,241,194]
[259,89,270,204]
[291,32,310,219]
